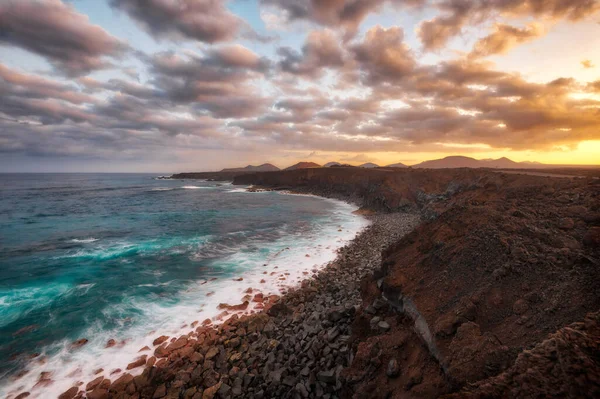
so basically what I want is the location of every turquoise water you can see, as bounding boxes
[0,174,367,397]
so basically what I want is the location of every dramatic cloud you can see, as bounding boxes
[1,0,599,169]
[145,46,272,118]
[262,0,424,35]
[419,0,600,50]
[470,23,543,57]
[110,0,248,43]
[352,26,416,84]
[418,1,472,51]
[0,63,97,125]
[0,63,96,104]
[0,0,126,76]
[278,29,345,76]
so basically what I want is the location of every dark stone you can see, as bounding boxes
[317,369,336,384]
[386,359,400,378]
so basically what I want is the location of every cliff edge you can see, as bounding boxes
[235,168,600,397]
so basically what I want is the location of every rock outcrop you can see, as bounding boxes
[236,167,600,397]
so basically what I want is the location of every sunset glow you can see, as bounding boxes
[0,0,599,172]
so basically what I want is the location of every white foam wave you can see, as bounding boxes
[60,235,211,261]
[227,188,250,193]
[150,188,174,192]
[70,238,98,243]
[0,284,72,328]
[0,198,369,399]
[181,186,212,190]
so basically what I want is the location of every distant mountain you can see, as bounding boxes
[284,162,321,171]
[414,156,483,169]
[324,162,341,167]
[221,163,280,173]
[520,161,543,166]
[413,156,532,169]
[359,163,380,168]
[480,157,521,168]
[385,162,408,168]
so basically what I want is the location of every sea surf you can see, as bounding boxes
[0,173,368,398]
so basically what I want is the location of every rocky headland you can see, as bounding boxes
[18,168,599,399]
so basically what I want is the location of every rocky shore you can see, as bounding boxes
[25,210,420,399]
[14,167,600,398]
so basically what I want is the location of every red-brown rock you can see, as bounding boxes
[126,355,147,370]
[58,386,79,399]
[71,338,88,348]
[252,293,264,303]
[86,389,109,399]
[152,335,169,346]
[217,301,249,311]
[110,373,133,393]
[86,376,104,391]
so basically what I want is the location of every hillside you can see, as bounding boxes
[234,167,600,397]
[221,163,280,173]
[385,162,408,168]
[284,161,321,171]
[359,162,380,168]
[413,156,558,169]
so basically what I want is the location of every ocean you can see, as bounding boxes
[0,173,368,398]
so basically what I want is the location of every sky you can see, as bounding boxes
[0,0,599,172]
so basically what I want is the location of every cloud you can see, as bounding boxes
[277,29,345,76]
[581,59,596,68]
[145,46,272,118]
[0,63,97,125]
[418,0,600,51]
[352,26,416,84]
[418,3,471,51]
[110,0,250,43]
[587,80,600,92]
[1,1,599,167]
[0,0,126,76]
[261,0,424,36]
[0,63,96,104]
[469,23,543,58]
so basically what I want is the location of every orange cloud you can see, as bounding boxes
[470,23,543,58]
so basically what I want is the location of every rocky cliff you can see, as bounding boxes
[235,168,600,397]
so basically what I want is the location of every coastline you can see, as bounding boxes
[10,168,599,398]
[7,190,419,399]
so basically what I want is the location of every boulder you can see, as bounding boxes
[558,218,575,230]
[387,359,400,378]
[86,376,105,391]
[58,387,79,399]
[202,381,222,399]
[87,389,109,399]
[127,355,147,370]
[71,339,88,348]
[110,373,134,393]
[152,336,169,346]
[152,384,166,398]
